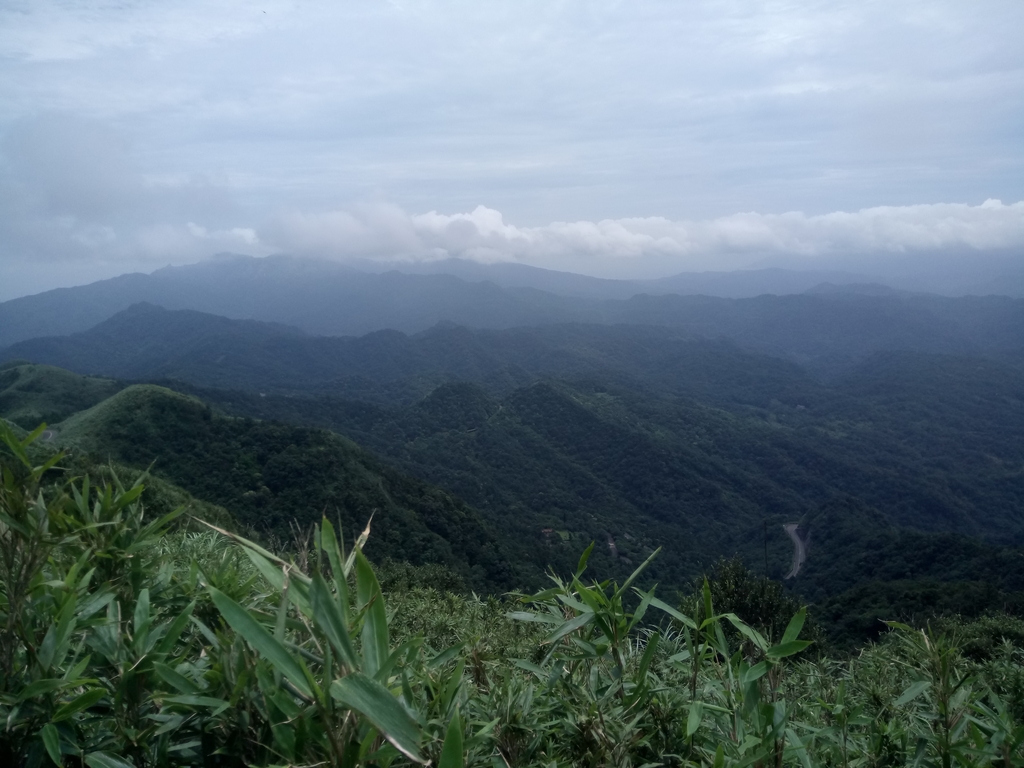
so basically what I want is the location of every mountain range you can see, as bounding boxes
[3,256,1024,644]
[0,253,927,350]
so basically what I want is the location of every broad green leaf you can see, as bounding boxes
[614,546,661,599]
[40,723,61,766]
[378,639,423,683]
[895,680,932,707]
[355,550,389,677]
[154,601,196,655]
[133,588,151,649]
[646,596,697,629]
[786,727,814,768]
[428,643,466,670]
[686,702,703,738]
[18,679,67,702]
[781,607,807,645]
[505,611,562,625]
[438,709,464,768]
[52,688,105,722]
[319,518,351,610]
[722,613,768,653]
[636,632,661,683]
[331,673,425,764]
[544,612,594,646]
[702,579,714,630]
[767,640,812,660]
[310,572,359,669]
[513,660,548,680]
[153,662,200,694]
[208,586,314,699]
[741,661,770,686]
[575,541,595,577]
[85,752,136,768]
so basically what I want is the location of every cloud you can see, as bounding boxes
[1,3,1022,297]
[268,200,1024,276]
[0,113,271,273]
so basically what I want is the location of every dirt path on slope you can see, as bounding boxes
[784,523,806,579]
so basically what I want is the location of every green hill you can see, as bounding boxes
[51,384,525,591]
[183,348,1024,598]
[0,362,122,429]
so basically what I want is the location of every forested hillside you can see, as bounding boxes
[4,327,1023,639]
[42,381,522,590]
[3,285,1024,645]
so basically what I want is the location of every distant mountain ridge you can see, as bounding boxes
[4,288,1022,388]
[348,257,878,300]
[0,254,886,348]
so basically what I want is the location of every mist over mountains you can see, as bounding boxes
[2,255,1023,368]
[1,254,879,348]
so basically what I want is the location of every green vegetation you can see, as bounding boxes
[50,383,524,592]
[5,340,1024,644]
[4,424,1024,766]
[185,353,1024,602]
[0,363,122,429]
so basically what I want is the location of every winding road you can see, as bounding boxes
[783,523,807,579]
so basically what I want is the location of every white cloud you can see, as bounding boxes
[268,200,1024,276]
[1,2,1023,297]
[0,113,272,283]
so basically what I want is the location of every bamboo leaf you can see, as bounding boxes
[153,662,200,694]
[344,513,375,575]
[614,546,661,599]
[310,572,359,669]
[40,723,61,766]
[154,601,196,655]
[438,709,464,768]
[319,518,350,611]
[331,673,425,764]
[781,607,807,645]
[18,679,67,702]
[895,680,932,707]
[52,688,105,722]
[635,632,661,683]
[85,752,136,768]
[544,611,594,646]
[686,702,703,738]
[722,613,769,652]
[428,643,466,670]
[766,640,812,660]
[355,550,389,677]
[208,586,314,699]
[646,595,697,629]
[506,611,562,625]
[741,660,770,686]
[575,541,595,577]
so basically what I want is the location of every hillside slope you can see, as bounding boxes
[0,362,123,428]
[182,348,1024,592]
[53,384,524,590]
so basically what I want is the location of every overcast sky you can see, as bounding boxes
[1,0,1023,299]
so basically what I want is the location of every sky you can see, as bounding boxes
[1,0,1023,300]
